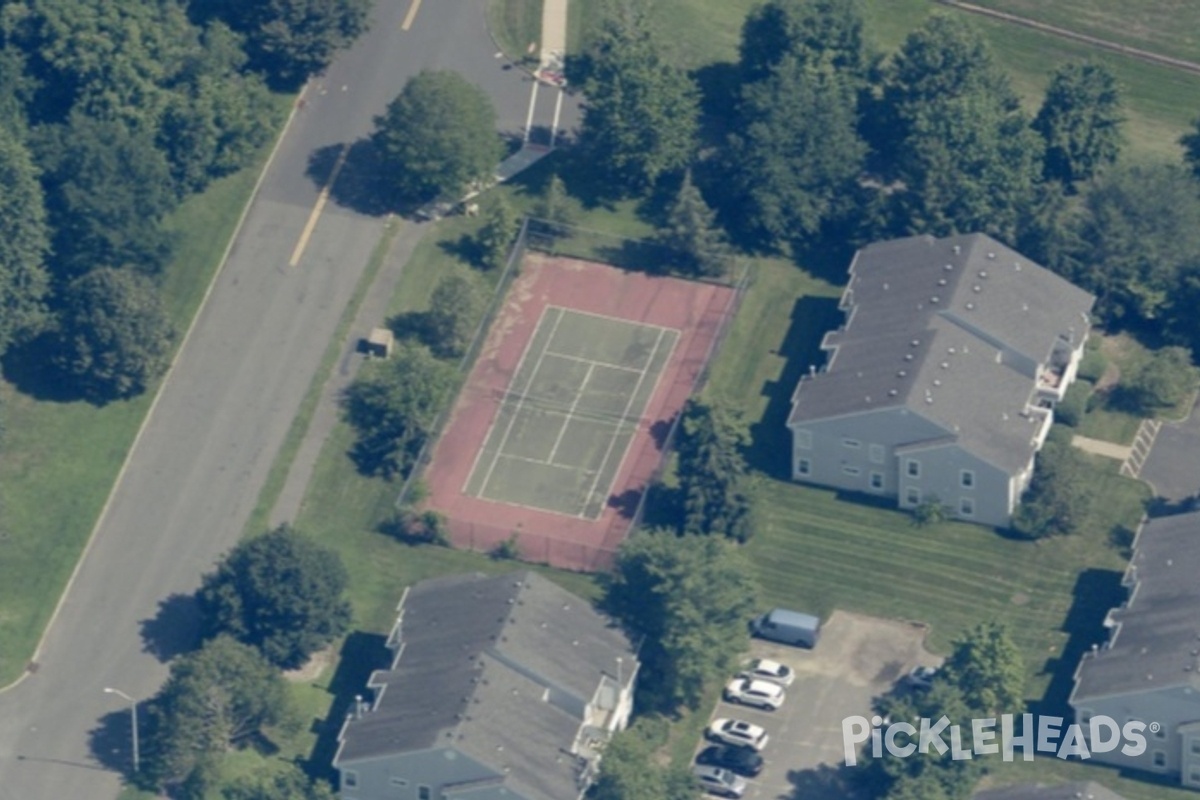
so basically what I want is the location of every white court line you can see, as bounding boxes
[490,452,598,473]
[476,307,565,497]
[546,362,595,464]
[543,349,644,374]
[577,327,671,518]
[523,80,540,144]
[545,304,679,337]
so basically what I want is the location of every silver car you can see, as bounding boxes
[694,764,747,798]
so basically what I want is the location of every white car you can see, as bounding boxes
[707,718,770,751]
[902,665,939,691]
[738,658,795,687]
[723,678,785,710]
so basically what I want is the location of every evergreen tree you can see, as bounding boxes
[1034,61,1124,185]
[675,400,753,541]
[658,172,729,278]
[475,194,520,270]
[0,125,50,357]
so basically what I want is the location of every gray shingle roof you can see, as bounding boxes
[789,233,1094,473]
[1073,511,1200,702]
[335,571,635,800]
[974,781,1127,800]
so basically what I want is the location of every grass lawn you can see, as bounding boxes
[486,0,544,64]
[0,111,289,685]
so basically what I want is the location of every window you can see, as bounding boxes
[796,429,813,450]
[842,437,862,449]
[960,469,975,488]
[1077,709,1092,725]
[870,472,884,490]
[1190,767,1200,786]
[1153,751,1167,768]
[418,786,433,800]
[905,487,921,506]
[1191,738,1200,755]
[342,772,358,789]
[869,444,885,464]
[797,458,811,476]
[842,465,861,476]
[959,497,975,517]
[906,459,921,478]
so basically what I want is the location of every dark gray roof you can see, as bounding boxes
[335,571,635,800]
[974,781,1127,800]
[790,233,1094,473]
[1072,511,1200,702]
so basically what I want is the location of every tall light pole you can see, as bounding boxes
[104,687,139,772]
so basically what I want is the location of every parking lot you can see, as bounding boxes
[703,610,940,800]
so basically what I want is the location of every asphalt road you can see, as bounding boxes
[0,2,574,798]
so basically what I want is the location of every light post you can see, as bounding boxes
[104,687,139,772]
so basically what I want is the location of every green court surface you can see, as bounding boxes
[465,306,678,518]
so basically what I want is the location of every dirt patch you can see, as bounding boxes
[283,646,333,682]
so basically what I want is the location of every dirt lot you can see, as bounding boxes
[706,610,941,800]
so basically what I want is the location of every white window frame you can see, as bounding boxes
[959,497,975,517]
[796,429,813,450]
[869,472,884,490]
[906,459,921,478]
[842,437,862,449]
[905,487,921,506]
[960,469,975,488]
[797,458,811,476]
[869,444,885,464]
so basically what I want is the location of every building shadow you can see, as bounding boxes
[303,632,391,783]
[306,139,401,217]
[139,592,202,662]
[748,295,842,477]
[1028,567,1125,718]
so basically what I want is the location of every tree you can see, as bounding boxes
[53,268,175,401]
[341,341,458,476]
[1122,346,1197,412]
[1182,117,1200,181]
[474,194,520,270]
[197,0,372,88]
[0,125,50,357]
[220,764,336,800]
[422,273,482,359]
[658,172,729,278]
[36,114,179,277]
[1013,441,1093,539]
[606,531,759,710]
[372,71,502,204]
[725,56,867,248]
[538,173,574,225]
[196,525,351,669]
[674,400,754,541]
[738,0,871,85]
[575,10,699,196]
[1033,62,1124,185]
[940,621,1025,716]
[1062,163,1200,324]
[143,636,293,788]
[590,719,698,800]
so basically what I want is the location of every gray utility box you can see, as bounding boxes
[750,608,821,648]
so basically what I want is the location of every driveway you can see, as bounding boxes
[706,611,938,800]
[1138,396,1200,505]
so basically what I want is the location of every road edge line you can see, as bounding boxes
[0,90,306,695]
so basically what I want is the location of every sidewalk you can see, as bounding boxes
[538,0,569,79]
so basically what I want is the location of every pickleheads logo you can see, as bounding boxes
[841,714,1151,766]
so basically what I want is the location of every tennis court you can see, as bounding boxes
[464,306,678,519]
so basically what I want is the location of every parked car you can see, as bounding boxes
[738,657,795,687]
[707,718,770,751]
[693,765,747,798]
[750,607,820,647]
[902,665,939,691]
[696,744,764,777]
[724,677,785,710]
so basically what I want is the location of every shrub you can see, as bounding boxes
[1076,348,1108,383]
[1056,381,1092,427]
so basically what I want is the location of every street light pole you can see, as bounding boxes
[104,687,139,772]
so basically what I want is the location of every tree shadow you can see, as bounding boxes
[692,61,741,146]
[0,333,87,404]
[1028,567,1125,719]
[303,632,391,783]
[306,139,402,217]
[139,592,202,662]
[783,760,881,800]
[87,708,138,777]
[438,234,484,268]
[606,488,641,518]
[748,296,842,476]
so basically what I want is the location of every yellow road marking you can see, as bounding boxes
[402,0,423,31]
[289,145,349,267]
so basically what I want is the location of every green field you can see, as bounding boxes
[0,101,290,685]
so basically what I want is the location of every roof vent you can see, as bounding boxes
[1167,558,1174,567]
[1022,303,1029,312]
[1014,261,1022,271]
[987,252,996,259]
[925,396,933,404]
[940,362,949,369]
[973,285,982,293]
[898,370,907,377]
[933,379,941,386]
[966,302,975,310]
[911,339,920,347]
[937,278,947,286]
[979,270,989,278]
[944,263,954,271]
[948,347,956,354]
[931,296,940,304]
[883,282,889,290]
[888,389,898,397]
[953,245,961,254]
[904,353,914,361]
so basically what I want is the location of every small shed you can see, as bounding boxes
[363,327,394,358]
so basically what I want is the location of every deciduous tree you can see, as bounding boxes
[1121,346,1197,413]
[1034,62,1124,185]
[0,125,50,357]
[606,531,759,711]
[342,342,458,476]
[474,194,520,270]
[143,636,292,789]
[940,621,1025,716]
[196,525,352,669]
[372,71,502,205]
[53,268,175,401]
[1181,117,1200,181]
[738,0,871,85]
[1013,441,1093,538]
[422,273,482,359]
[575,10,699,196]
[220,764,336,800]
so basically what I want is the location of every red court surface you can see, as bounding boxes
[420,253,737,571]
